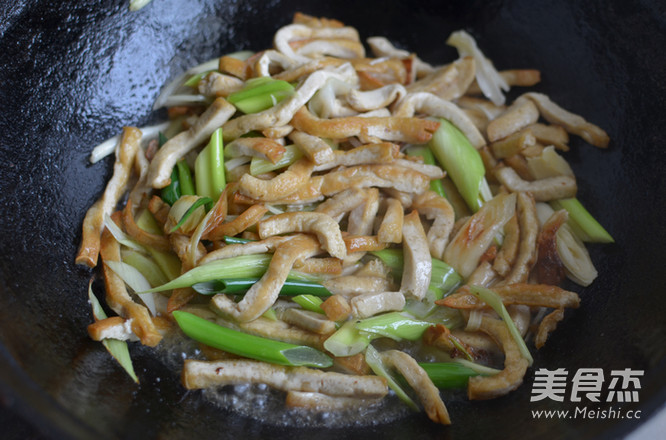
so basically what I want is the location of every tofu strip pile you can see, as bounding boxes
[77,12,612,426]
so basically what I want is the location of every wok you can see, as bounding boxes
[1,0,665,438]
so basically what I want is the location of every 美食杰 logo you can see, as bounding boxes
[530,368,644,420]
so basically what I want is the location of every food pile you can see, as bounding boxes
[77,12,612,425]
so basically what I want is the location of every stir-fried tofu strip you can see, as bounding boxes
[466,261,500,288]
[377,198,404,244]
[346,84,407,112]
[291,105,440,144]
[495,166,577,202]
[406,57,476,101]
[321,164,431,196]
[278,308,337,335]
[291,37,365,60]
[289,131,335,165]
[486,96,539,142]
[351,291,406,318]
[535,209,568,285]
[380,350,451,425]
[212,234,321,322]
[224,137,287,164]
[272,57,345,82]
[411,191,455,259]
[467,316,530,400]
[88,317,136,342]
[523,92,610,148]
[76,127,141,267]
[292,12,344,29]
[321,295,352,321]
[465,69,541,95]
[238,158,314,201]
[492,215,519,277]
[392,92,486,148]
[535,308,565,349]
[203,204,269,241]
[237,315,325,348]
[147,98,236,188]
[274,24,363,64]
[315,188,367,220]
[366,36,435,78]
[294,257,342,275]
[392,159,446,179]
[286,391,382,410]
[182,359,388,398]
[323,276,392,297]
[122,200,171,252]
[197,72,244,97]
[489,130,537,159]
[258,212,346,259]
[439,283,580,310]
[400,210,431,299]
[444,193,516,279]
[313,142,400,172]
[348,188,379,236]
[99,221,162,347]
[497,192,538,285]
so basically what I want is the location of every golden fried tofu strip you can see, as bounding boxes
[76,127,141,267]
[467,316,529,400]
[291,106,439,144]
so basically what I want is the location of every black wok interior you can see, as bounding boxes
[1,0,665,438]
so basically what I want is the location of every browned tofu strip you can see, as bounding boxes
[182,359,388,398]
[467,316,529,400]
[76,127,141,267]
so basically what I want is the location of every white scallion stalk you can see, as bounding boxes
[105,260,159,316]
[129,0,152,11]
[103,215,145,252]
[465,310,484,332]
[224,156,251,172]
[90,121,170,164]
[162,94,209,108]
[153,58,220,110]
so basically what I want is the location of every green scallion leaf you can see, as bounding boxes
[172,311,332,368]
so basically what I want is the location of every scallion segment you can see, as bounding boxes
[416,362,480,389]
[172,311,332,368]
[161,166,181,205]
[550,198,614,243]
[292,294,326,314]
[428,118,486,211]
[468,285,533,366]
[141,254,322,293]
[191,278,331,297]
[227,77,295,114]
[195,128,225,200]
[355,312,432,341]
[323,320,374,357]
[176,160,196,196]
[169,196,212,234]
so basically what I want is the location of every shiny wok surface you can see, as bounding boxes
[1,0,665,438]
